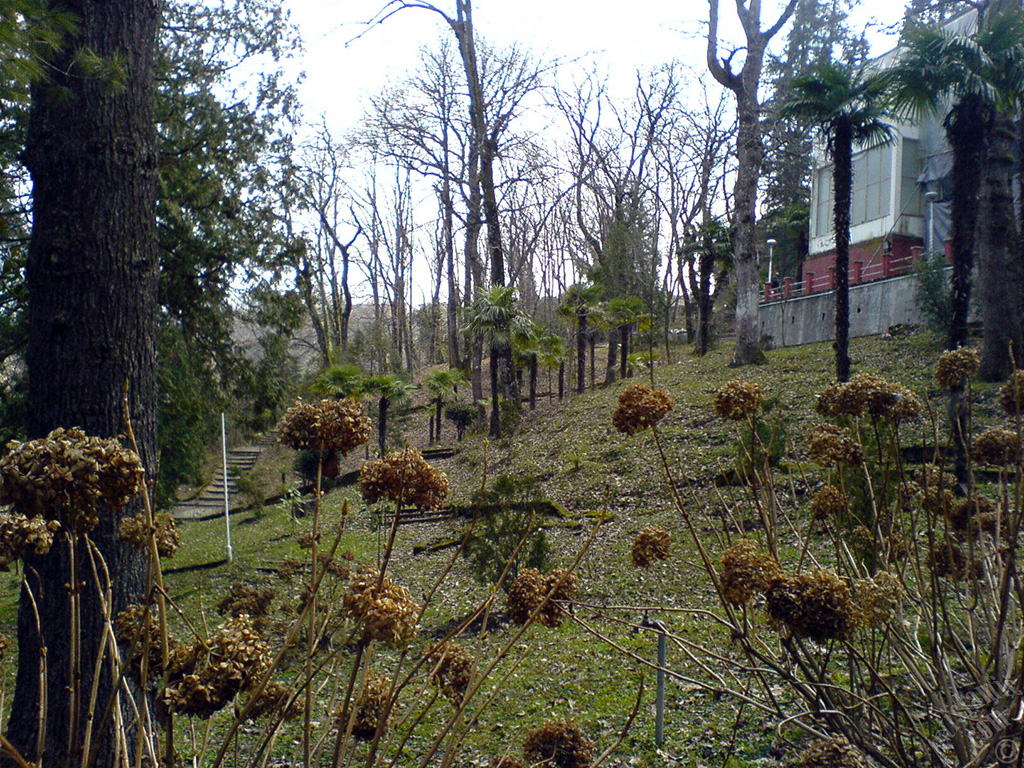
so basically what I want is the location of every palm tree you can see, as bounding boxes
[462,285,525,437]
[537,332,567,402]
[887,9,1024,485]
[360,374,414,457]
[311,363,364,399]
[886,10,1024,354]
[559,282,599,394]
[422,368,467,443]
[782,60,890,382]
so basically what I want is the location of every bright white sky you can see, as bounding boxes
[285,0,909,132]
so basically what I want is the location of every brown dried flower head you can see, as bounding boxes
[276,557,302,581]
[810,486,847,520]
[973,428,1021,467]
[950,495,996,532]
[277,398,371,455]
[163,615,270,718]
[343,566,420,648]
[243,680,303,722]
[613,384,674,435]
[815,374,909,419]
[631,527,672,568]
[342,669,391,741]
[359,448,450,511]
[917,463,957,514]
[0,511,59,569]
[427,641,474,703]
[799,736,868,768]
[506,568,578,628]
[719,539,782,605]
[808,424,863,468]
[115,604,178,681]
[118,512,180,558]
[523,719,595,768]
[766,570,858,643]
[853,572,903,629]
[936,348,979,390]
[217,582,276,621]
[998,370,1024,416]
[489,756,524,768]
[0,427,144,532]
[927,540,981,580]
[714,380,763,421]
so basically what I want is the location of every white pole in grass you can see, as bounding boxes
[222,412,233,562]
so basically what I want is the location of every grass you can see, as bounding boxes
[0,327,1015,766]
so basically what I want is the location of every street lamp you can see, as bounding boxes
[766,238,777,285]
[925,190,939,255]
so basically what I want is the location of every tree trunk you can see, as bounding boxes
[378,397,389,457]
[489,346,501,437]
[833,123,853,382]
[529,353,537,410]
[12,1,161,765]
[619,324,629,378]
[978,116,1021,380]
[605,329,618,384]
[576,314,587,394]
[697,250,714,356]
[730,86,767,366]
[558,361,565,400]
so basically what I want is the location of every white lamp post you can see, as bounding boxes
[925,190,939,254]
[766,238,777,285]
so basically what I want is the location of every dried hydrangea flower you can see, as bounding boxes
[343,566,420,648]
[807,424,864,468]
[998,370,1024,416]
[631,527,672,568]
[719,539,781,605]
[798,735,868,768]
[810,486,847,520]
[766,570,858,643]
[276,557,302,581]
[0,511,59,569]
[972,428,1021,466]
[426,641,474,703]
[612,384,674,435]
[115,603,177,681]
[117,512,180,558]
[506,568,578,628]
[277,398,371,455]
[162,615,270,718]
[927,540,981,580]
[523,719,595,768]
[935,348,979,390]
[217,582,276,621]
[714,380,763,421]
[0,427,144,532]
[489,756,524,768]
[359,448,449,511]
[341,669,391,741]
[917,463,956,514]
[853,572,902,629]
[243,680,303,722]
[950,495,995,532]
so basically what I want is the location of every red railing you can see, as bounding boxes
[762,253,916,303]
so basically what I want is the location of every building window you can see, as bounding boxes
[851,143,892,225]
[901,139,922,218]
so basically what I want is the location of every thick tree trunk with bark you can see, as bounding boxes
[978,116,1021,380]
[11,0,161,765]
[833,124,853,382]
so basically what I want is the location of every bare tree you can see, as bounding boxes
[707,0,798,366]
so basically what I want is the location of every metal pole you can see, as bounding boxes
[656,626,666,745]
[767,238,777,286]
[222,412,233,562]
[640,615,668,746]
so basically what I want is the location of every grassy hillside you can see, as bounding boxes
[2,328,1018,767]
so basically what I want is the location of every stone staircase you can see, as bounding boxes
[172,445,264,521]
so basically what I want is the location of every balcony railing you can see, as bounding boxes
[762,252,916,303]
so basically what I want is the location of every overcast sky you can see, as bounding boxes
[284,0,910,131]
